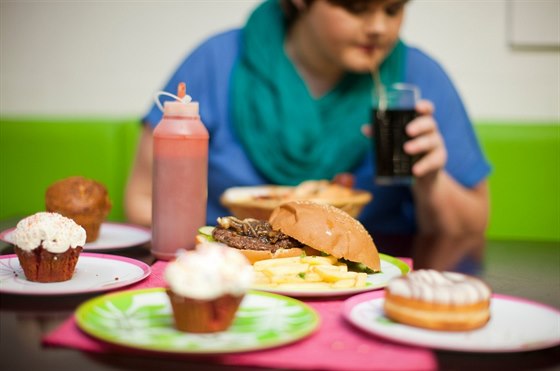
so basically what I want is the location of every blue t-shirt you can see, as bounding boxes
[144,29,491,234]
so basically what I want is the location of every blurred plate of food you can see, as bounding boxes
[200,200,407,298]
[0,222,151,251]
[220,179,372,220]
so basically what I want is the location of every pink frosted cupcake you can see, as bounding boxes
[12,212,86,282]
[164,242,254,333]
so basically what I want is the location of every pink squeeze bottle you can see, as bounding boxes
[151,83,209,260]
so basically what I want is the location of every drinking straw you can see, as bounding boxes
[371,68,387,114]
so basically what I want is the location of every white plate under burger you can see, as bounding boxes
[252,253,410,298]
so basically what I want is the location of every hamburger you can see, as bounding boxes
[207,201,380,272]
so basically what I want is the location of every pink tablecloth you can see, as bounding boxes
[43,259,436,371]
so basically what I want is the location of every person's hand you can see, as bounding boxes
[404,100,447,178]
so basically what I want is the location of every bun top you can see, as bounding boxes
[45,176,112,217]
[269,201,380,272]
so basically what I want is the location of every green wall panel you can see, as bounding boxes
[0,118,142,222]
[476,123,559,242]
[0,117,558,241]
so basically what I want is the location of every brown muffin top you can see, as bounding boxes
[45,176,112,217]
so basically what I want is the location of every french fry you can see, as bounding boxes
[312,266,358,282]
[261,263,310,277]
[331,279,358,288]
[269,274,307,284]
[302,272,323,282]
[335,263,349,271]
[312,264,345,271]
[253,271,271,285]
[254,257,302,269]
[311,264,348,273]
[301,255,338,265]
[355,272,368,287]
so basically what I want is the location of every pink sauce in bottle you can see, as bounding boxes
[151,83,209,260]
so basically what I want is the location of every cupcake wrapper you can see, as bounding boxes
[166,290,244,333]
[15,245,83,283]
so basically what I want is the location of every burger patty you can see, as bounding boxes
[212,218,303,253]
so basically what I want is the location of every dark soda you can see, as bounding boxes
[373,108,417,184]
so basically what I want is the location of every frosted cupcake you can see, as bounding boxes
[165,242,254,333]
[13,212,86,282]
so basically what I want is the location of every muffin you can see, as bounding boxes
[12,212,86,282]
[384,269,492,331]
[164,242,254,333]
[45,176,112,242]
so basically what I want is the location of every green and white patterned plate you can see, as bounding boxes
[75,288,319,354]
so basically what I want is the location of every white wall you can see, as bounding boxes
[1,0,559,122]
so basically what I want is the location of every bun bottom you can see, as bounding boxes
[195,234,307,264]
[383,293,490,331]
[238,248,305,264]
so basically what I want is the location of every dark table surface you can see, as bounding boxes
[1,217,559,371]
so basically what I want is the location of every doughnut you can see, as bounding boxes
[384,269,491,331]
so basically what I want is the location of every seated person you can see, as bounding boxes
[125,0,491,236]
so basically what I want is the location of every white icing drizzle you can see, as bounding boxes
[387,269,491,305]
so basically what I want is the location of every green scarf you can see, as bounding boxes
[231,0,406,185]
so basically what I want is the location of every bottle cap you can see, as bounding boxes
[155,82,198,116]
[163,100,199,116]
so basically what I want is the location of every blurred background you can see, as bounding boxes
[1,0,559,242]
[1,0,558,119]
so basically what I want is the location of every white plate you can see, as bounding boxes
[0,222,151,251]
[0,253,151,295]
[251,254,410,298]
[344,291,560,352]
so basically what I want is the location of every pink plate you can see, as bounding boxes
[0,253,151,295]
[343,291,560,353]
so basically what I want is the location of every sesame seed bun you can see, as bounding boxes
[268,201,380,272]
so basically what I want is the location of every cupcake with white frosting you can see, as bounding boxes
[13,212,86,282]
[384,269,492,331]
[165,242,254,333]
